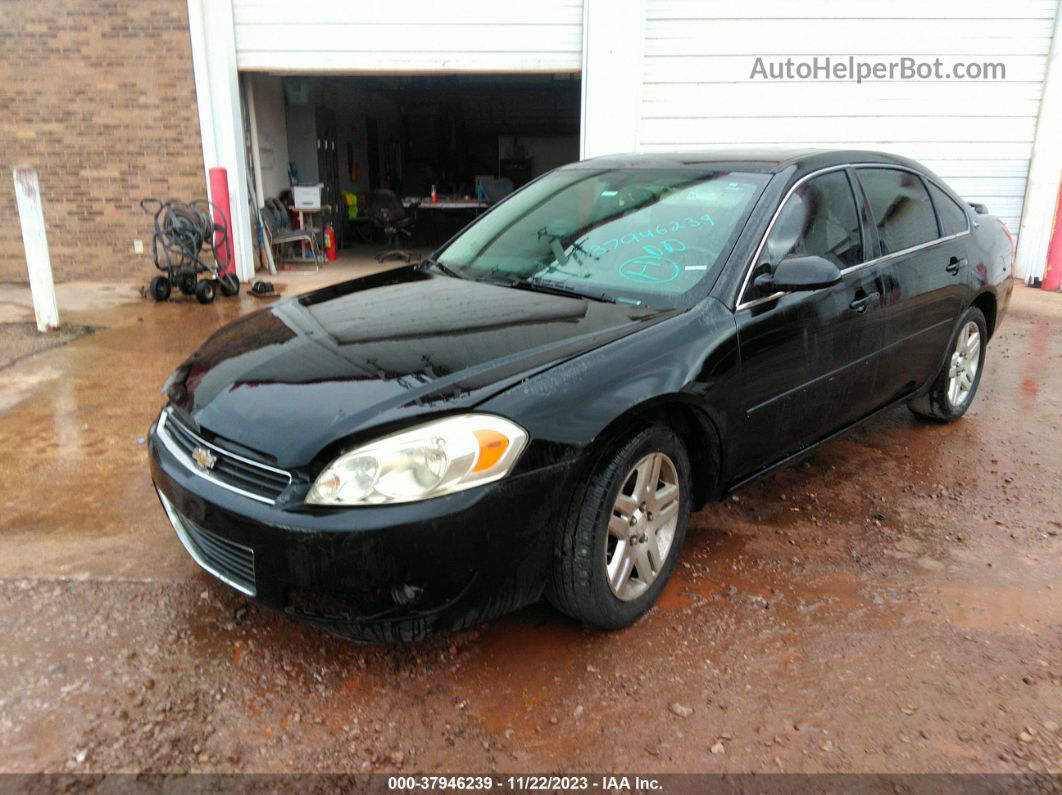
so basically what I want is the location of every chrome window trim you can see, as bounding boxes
[156,408,292,505]
[921,175,974,236]
[157,489,256,596]
[839,230,970,276]
[735,162,971,312]
[738,290,787,311]
[735,164,849,312]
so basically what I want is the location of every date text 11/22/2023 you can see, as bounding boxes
[387,775,663,791]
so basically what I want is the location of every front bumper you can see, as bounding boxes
[148,420,574,638]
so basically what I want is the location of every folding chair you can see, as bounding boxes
[264,197,323,268]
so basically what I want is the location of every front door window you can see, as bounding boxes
[745,170,864,302]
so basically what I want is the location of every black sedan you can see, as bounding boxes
[149,149,1014,641]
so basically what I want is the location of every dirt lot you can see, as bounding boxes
[0,275,1058,775]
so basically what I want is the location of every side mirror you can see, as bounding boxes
[753,255,842,293]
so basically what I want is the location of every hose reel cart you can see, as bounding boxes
[141,198,240,304]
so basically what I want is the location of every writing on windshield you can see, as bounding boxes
[437,168,768,307]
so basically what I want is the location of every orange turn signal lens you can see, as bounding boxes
[472,429,510,472]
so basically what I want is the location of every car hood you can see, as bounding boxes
[166,268,665,467]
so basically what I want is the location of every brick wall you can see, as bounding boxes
[0,0,205,282]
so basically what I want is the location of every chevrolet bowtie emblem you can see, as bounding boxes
[191,446,217,470]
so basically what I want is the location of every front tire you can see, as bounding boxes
[547,425,691,630]
[908,306,988,422]
[149,275,171,302]
[194,279,217,305]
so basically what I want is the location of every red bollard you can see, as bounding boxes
[1042,179,1062,291]
[208,167,236,277]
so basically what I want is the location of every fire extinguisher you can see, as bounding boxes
[323,224,337,262]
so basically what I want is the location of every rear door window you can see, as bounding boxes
[856,168,938,255]
[926,181,970,237]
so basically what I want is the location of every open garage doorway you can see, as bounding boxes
[244,72,581,268]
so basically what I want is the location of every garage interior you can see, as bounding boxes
[245,73,581,263]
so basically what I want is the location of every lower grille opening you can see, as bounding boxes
[158,491,256,596]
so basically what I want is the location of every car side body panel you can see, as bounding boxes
[731,260,894,478]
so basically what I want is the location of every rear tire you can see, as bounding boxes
[219,273,240,297]
[177,272,197,295]
[547,425,691,630]
[908,306,987,422]
[194,279,217,305]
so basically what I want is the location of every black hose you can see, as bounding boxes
[141,197,232,277]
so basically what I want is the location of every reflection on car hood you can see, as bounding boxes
[166,268,664,467]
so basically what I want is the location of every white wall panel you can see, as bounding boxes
[639,117,1037,144]
[645,20,1053,56]
[642,83,1044,118]
[581,0,646,157]
[232,0,584,73]
[640,0,1061,235]
[648,0,1058,18]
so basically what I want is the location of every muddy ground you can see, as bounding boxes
[0,278,1058,775]
[0,322,95,370]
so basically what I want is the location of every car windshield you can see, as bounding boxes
[435,167,768,307]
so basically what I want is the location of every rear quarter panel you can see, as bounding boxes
[967,213,1015,325]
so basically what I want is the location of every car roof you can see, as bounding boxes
[569,148,923,175]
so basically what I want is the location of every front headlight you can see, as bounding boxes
[306,414,529,506]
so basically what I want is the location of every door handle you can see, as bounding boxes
[849,291,881,314]
[945,256,967,275]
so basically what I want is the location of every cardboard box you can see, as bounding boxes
[292,183,323,209]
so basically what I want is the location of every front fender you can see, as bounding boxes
[481,298,740,474]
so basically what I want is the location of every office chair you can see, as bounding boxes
[366,189,414,263]
[482,177,514,205]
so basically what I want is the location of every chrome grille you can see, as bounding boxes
[157,408,291,504]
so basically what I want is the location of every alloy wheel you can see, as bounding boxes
[605,452,681,601]
[947,320,980,408]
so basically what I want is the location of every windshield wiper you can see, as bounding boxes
[419,257,468,280]
[503,276,619,304]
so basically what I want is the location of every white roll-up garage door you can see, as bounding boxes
[638,0,1060,234]
[231,0,585,74]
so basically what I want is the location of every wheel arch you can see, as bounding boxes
[583,394,725,511]
[970,290,998,339]
[917,291,997,404]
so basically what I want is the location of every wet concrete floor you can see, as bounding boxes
[0,274,1058,774]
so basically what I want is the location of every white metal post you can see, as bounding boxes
[12,166,60,332]
[1015,4,1062,283]
[187,0,256,282]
